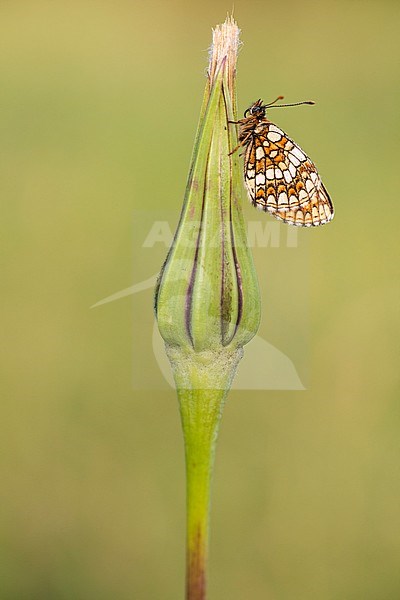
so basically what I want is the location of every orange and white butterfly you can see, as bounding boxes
[231,97,334,227]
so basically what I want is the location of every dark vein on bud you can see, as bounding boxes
[185,145,212,349]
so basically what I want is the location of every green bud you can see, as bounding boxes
[155,44,260,355]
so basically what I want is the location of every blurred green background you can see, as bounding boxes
[1,0,400,598]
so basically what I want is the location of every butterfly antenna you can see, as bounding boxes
[264,95,284,107]
[267,100,315,109]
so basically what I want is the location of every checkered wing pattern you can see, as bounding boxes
[244,122,334,226]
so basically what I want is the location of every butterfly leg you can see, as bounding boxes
[228,142,242,156]
[228,132,252,156]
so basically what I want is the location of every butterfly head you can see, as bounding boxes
[244,99,266,119]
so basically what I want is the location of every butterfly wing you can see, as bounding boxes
[243,121,334,226]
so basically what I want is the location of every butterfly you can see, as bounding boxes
[230,97,334,227]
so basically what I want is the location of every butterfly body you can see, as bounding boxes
[236,99,334,227]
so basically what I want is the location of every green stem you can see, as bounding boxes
[181,386,223,600]
[167,346,243,600]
